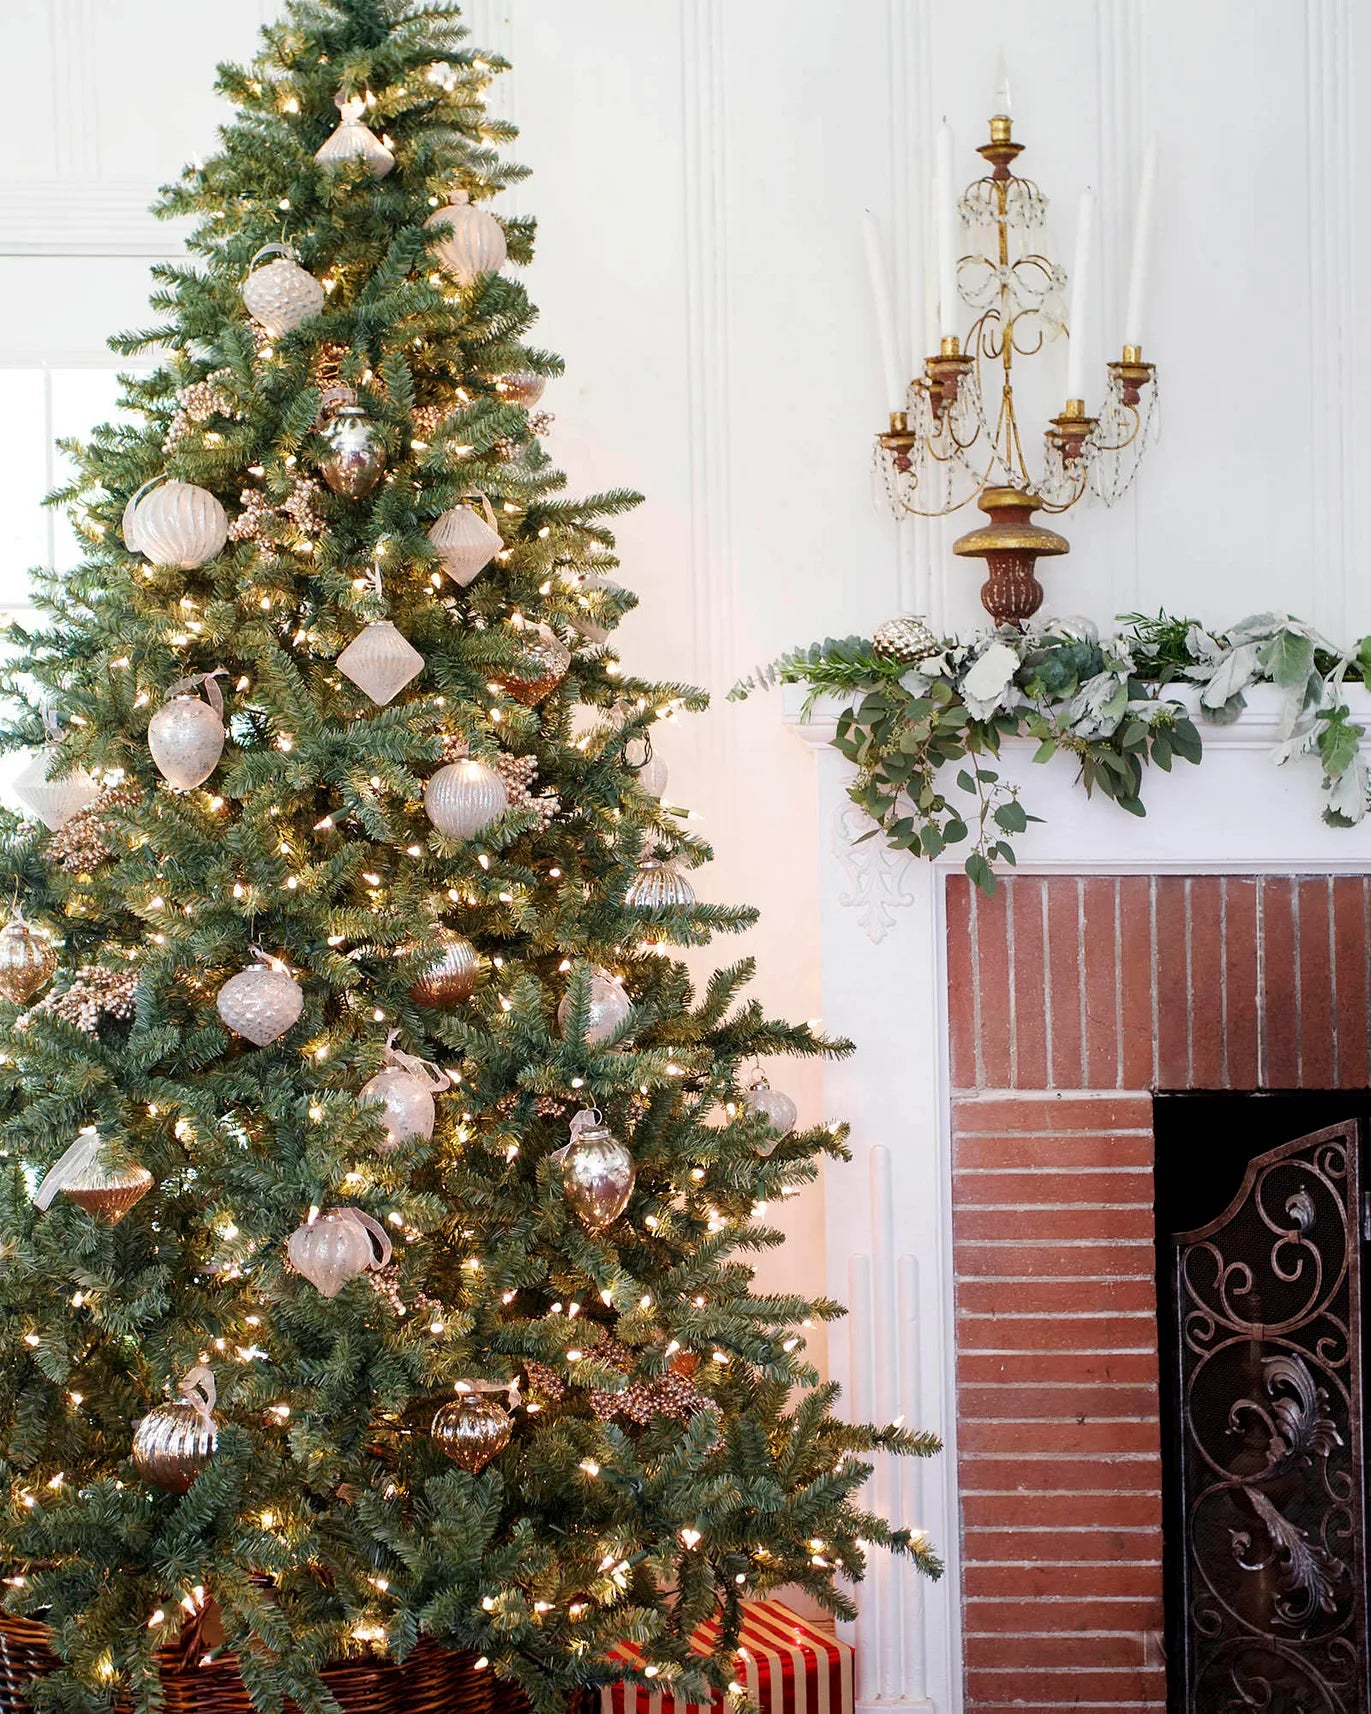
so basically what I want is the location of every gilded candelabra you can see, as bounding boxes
[876,111,1159,626]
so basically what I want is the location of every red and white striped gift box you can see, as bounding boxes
[600,1600,853,1714]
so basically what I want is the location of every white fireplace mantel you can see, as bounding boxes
[782,681,1371,1714]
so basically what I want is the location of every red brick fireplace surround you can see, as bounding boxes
[945,873,1371,1712]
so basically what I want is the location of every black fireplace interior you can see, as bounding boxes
[1155,1091,1371,1713]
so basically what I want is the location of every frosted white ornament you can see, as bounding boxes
[242,244,325,337]
[314,92,395,179]
[424,758,508,839]
[359,1032,450,1150]
[216,949,304,1046]
[428,496,503,586]
[337,621,424,706]
[148,670,227,790]
[129,479,228,569]
[742,1076,798,1156]
[557,966,632,1046]
[13,743,100,831]
[426,190,507,285]
[287,1206,392,1298]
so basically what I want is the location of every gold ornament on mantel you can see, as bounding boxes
[431,1385,514,1473]
[872,614,942,666]
[0,908,58,1004]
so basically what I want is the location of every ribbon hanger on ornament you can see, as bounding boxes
[34,1126,106,1210]
[163,667,228,717]
[177,1364,217,1424]
[381,1029,450,1092]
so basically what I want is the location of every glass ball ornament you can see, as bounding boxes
[287,1206,392,1298]
[426,190,507,286]
[216,955,304,1046]
[424,758,508,840]
[359,1065,438,1150]
[431,1390,512,1473]
[33,1127,152,1225]
[0,908,57,1004]
[559,1109,635,1232]
[147,679,226,790]
[131,1369,218,1494]
[319,404,387,498]
[625,855,696,912]
[428,501,503,587]
[314,92,394,179]
[557,966,631,1045]
[493,622,571,706]
[742,1076,798,1156]
[495,371,546,408]
[872,614,941,666]
[410,933,482,1008]
[336,621,424,706]
[242,246,325,337]
[11,744,100,831]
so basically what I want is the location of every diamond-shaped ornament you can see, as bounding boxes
[336,621,424,707]
[12,744,101,831]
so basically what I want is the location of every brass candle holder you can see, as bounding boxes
[874,111,1160,626]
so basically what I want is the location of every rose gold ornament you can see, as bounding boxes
[431,1388,512,1472]
[410,933,482,1007]
[492,621,571,706]
[495,372,546,408]
[33,1127,152,1224]
[132,1366,219,1493]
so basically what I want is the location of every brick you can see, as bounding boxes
[956,1242,1155,1280]
[947,875,977,1090]
[964,1562,1163,1599]
[961,1493,1162,1531]
[966,1666,1165,1703]
[1261,876,1299,1086]
[959,1418,1159,1457]
[1298,877,1336,1086]
[964,1630,1148,1668]
[1081,877,1120,1088]
[953,1093,1153,1132]
[955,1277,1157,1317]
[959,1458,1161,1495]
[1046,878,1084,1087]
[959,1382,1162,1421]
[955,1129,1155,1170]
[1332,876,1369,1086]
[976,881,1013,1088]
[1009,877,1049,1088]
[965,1705,1164,1714]
[954,1168,1152,1208]
[959,1351,1159,1387]
[1187,875,1225,1087]
[954,1205,1153,1243]
[966,1598,1163,1634]
[1223,876,1260,1088]
[1118,876,1156,1089]
[1154,876,1190,1086]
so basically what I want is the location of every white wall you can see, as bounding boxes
[3,0,1366,1383]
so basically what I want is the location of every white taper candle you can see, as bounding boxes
[1065,186,1095,401]
[934,121,959,341]
[1122,140,1158,351]
[993,53,1012,119]
[862,210,905,410]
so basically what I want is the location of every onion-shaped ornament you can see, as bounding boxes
[557,1109,635,1232]
[242,244,325,337]
[319,403,386,498]
[288,1206,392,1298]
[410,932,482,1007]
[314,92,394,179]
[0,908,57,1004]
[148,670,227,790]
[132,1366,218,1494]
[337,621,424,706]
[424,758,508,840]
[33,1126,153,1224]
[872,614,941,666]
[12,742,100,831]
[216,948,304,1046]
[359,1032,450,1149]
[126,477,228,570]
[432,1386,513,1473]
[426,190,507,286]
[492,621,571,707]
[742,1075,798,1157]
[624,854,696,912]
[557,966,631,1046]
[428,496,502,587]
[495,371,546,408]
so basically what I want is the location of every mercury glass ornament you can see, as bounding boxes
[359,1065,438,1150]
[147,675,226,790]
[624,855,696,911]
[288,1206,392,1297]
[131,480,229,570]
[0,909,57,1004]
[131,1368,218,1494]
[557,966,631,1045]
[12,744,100,831]
[560,1109,635,1232]
[410,933,482,1007]
[872,614,941,665]
[493,622,571,706]
[426,190,507,285]
[496,371,546,407]
[428,501,503,586]
[242,246,325,337]
[216,955,304,1046]
[431,1391,512,1473]
[33,1127,153,1225]
[424,758,508,840]
[319,404,387,498]
[336,621,424,706]
[742,1077,798,1157]
[314,92,395,179]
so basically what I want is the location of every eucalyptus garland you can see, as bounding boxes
[731,612,1371,895]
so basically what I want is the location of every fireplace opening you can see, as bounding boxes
[1154,1091,1371,1713]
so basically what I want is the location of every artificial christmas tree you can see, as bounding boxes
[0,5,941,1712]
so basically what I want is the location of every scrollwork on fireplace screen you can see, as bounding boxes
[1171,1120,1367,1711]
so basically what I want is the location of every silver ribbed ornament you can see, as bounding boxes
[319,404,386,498]
[559,1109,635,1232]
[147,671,227,790]
[242,245,325,337]
[742,1076,798,1156]
[12,743,100,831]
[557,966,631,1045]
[127,479,228,569]
[428,499,503,586]
[216,952,304,1046]
[426,190,507,285]
[287,1206,392,1298]
[872,614,941,665]
[625,855,696,911]
[336,621,424,706]
[314,93,394,179]
[424,758,508,839]
[132,1367,218,1493]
